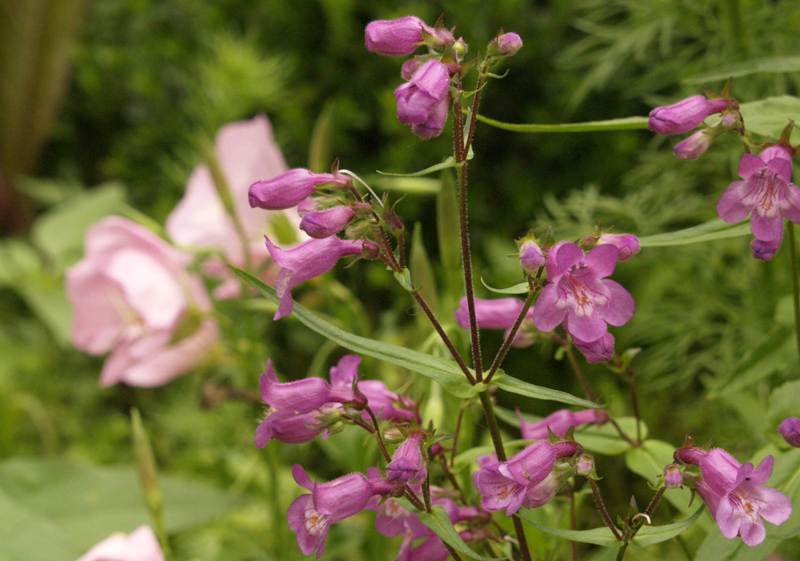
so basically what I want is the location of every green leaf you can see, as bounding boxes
[231,267,480,398]
[625,440,676,486]
[520,507,703,548]
[480,277,529,295]
[436,171,461,307]
[737,96,800,140]
[519,512,621,547]
[476,114,649,133]
[417,505,504,560]
[369,176,441,194]
[0,457,241,561]
[491,373,601,409]
[685,58,800,83]
[377,147,473,177]
[638,218,751,247]
[411,223,440,321]
[393,267,415,292]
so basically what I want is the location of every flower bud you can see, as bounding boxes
[489,32,523,57]
[576,454,595,477]
[299,206,356,238]
[674,130,713,160]
[519,237,545,275]
[596,233,640,261]
[386,431,427,485]
[662,463,683,489]
[751,235,782,262]
[648,95,730,135]
[778,417,800,447]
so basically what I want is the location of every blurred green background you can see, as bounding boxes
[2,0,800,560]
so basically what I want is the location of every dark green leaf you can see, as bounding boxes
[492,373,600,409]
[417,505,504,560]
[480,277,529,295]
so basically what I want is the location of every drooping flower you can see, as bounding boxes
[675,446,792,546]
[648,95,730,135]
[778,418,800,447]
[287,465,373,559]
[77,525,164,561]
[533,242,635,346]
[455,297,536,348]
[66,217,219,387]
[519,408,608,441]
[249,169,350,211]
[474,440,581,515]
[717,145,800,260]
[265,235,372,319]
[165,115,296,298]
[394,60,452,139]
[573,332,615,363]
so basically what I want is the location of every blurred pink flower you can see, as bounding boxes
[67,217,218,387]
[166,115,298,298]
[76,525,164,561]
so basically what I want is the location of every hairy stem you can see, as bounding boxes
[589,479,621,541]
[485,279,537,384]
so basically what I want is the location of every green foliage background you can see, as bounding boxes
[2,0,800,560]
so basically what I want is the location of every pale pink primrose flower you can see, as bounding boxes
[76,525,164,561]
[66,217,218,387]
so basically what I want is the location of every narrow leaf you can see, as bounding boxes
[519,512,621,547]
[737,96,800,140]
[417,505,504,560]
[378,148,473,177]
[480,277,529,295]
[630,507,704,546]
[411,223,440,320]
[491,373,600,409]
[231,267,481,398]
[638,218,751,247]
[476,114,649,133]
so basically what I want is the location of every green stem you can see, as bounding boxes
[788,222,800,364]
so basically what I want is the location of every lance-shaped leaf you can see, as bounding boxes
[476,114,648,133]
[638,218,751,247]
[378,147,474,177]
[417,505,505,560]
[519,507,703,547]
[233,267,595,409]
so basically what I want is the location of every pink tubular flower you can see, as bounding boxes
[287,465,373,559]
[675,447,792,546]
[474,440,581,515]
[66,217,218,387]
[365,16,427,56]
[573,332,615,363]
[249,169,350,211]
[519,408,608,441]
[265,235,369,320]
[299,206,356,238]
[165,115,295,298]
[778,418,800,447]
[717,146,800,258]
[455,297,535,348]
[77,525,164,561]
[533,242,635,345]
[648,95,730,135]
[394,60,452,139]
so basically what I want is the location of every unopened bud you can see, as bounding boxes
[663,463,683,489]
[576,454,595,477]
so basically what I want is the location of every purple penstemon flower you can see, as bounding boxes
[455,297,536,348]
[394,60,452,139]
[474,440,581,515]
[265,235,373,320]
[299,206,356,239]
[778,418,800,447]
[287,465,374,559]
[386,430,427,485]
[519,408,608,440]
[648,95,731,135]
[249,169,350,210]
[717,145,800,260]
[533,242,635,345]
[675,446,792,546]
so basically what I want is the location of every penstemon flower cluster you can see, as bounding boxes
[67,12,800,561]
